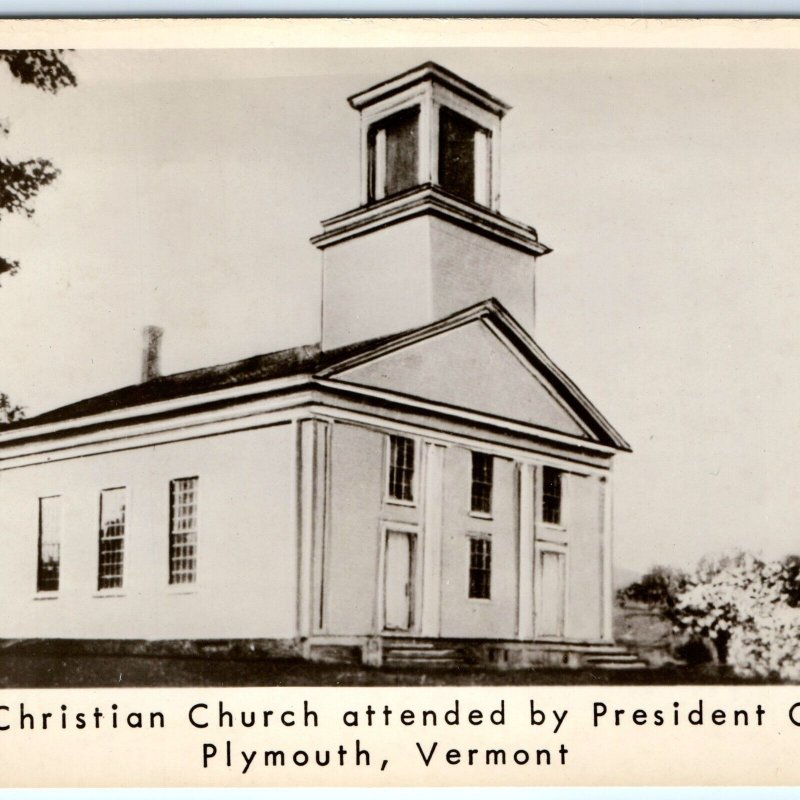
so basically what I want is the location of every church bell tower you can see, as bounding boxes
[312,62,551,350]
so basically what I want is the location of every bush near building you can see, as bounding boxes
[619,552,800,680]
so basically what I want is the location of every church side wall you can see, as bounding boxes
[323,421,423,636]
[322,422,386,635]
[563,473,605,641]
[0,423,297,641]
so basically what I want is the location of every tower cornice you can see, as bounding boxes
[311,184,551,257]
[348,61,511,118]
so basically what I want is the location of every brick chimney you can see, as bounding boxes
[140,325,163,383]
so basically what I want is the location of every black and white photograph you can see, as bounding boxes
[2,27,800,690]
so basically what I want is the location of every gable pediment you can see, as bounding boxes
[321,313,598,442]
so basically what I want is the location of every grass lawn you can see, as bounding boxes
[0,650,770,687]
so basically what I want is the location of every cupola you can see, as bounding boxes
[350,61,507,209]
[312,63,551,351]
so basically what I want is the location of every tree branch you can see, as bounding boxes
[0,49,76,93]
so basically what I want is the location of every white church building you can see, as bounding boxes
[0,63,632,669]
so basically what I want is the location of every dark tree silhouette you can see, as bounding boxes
[0,393,24,425]
[617,564,688,612]
[781,554,800,607]
[1,49,76,92]
[0,50,76,423]
[0,49,76,282]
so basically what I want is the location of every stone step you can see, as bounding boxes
[587,660,650,670]
[584,652,641,663]
[383,638,468,669]
[383,640,438,650]
[582,647,636,657]
[308,644,362,665]
[584,654,650,669]
[387,648,461,660]
[384,657,464,669]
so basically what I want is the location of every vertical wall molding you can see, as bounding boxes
[421,441,445,636]
[297,420,314,638]
[600,472,614,642]
[517,462,535,640]
[300,417,331,635]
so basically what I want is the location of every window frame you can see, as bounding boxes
[367,105,421,203]
[384,433,418,507]
[168,476,199,590]
[469,450,494,518]
[96,486,127,595]
[540,466,565,529]
[36,495,62,596]
[437,105,492,206]
[467,533,492,602]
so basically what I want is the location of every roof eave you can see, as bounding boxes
[348,61,511,118]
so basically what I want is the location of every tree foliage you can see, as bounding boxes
[617,565,688,611]
[0,50,76,283]
[0,393,24,425]
[0,50,75,419]
[672,550,800,678]
[780,554,800,607]
[0,50,76,93]
[625,552,800,677]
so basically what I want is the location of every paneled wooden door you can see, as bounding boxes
[384,529,417,632]
[535,545,567,638]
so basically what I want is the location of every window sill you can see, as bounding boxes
[467,597,492,604]
[33,593,60,601]
[166,585,198,596]
[383,497,417,509]
[469,511,493,521]
[93,591,126,599]
[538,522,567,533]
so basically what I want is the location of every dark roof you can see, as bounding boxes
[13,344,320,428]
[5,299,629,451]
[11,331,402,429]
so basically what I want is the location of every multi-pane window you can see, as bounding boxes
[37,496,61,593]
[368,106,420,202]
[388,435,415,502]
[470,451,494,515]
[98,487,126,590]
[169,477,198,585]
[542,466,563,526]
[468,536,492,600]
[438,107,491,205]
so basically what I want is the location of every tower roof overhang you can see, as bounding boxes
[311,184,551,256]
[348,61,511,118]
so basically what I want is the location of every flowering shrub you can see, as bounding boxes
[673,551,800,679]
[727,608,800,681]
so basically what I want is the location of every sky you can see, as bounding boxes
[3,46,800,575]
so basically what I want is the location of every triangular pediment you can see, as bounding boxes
[318,301,628,449]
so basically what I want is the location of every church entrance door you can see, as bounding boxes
[383,529,417,632]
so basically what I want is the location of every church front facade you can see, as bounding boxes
[0,64,630,669]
